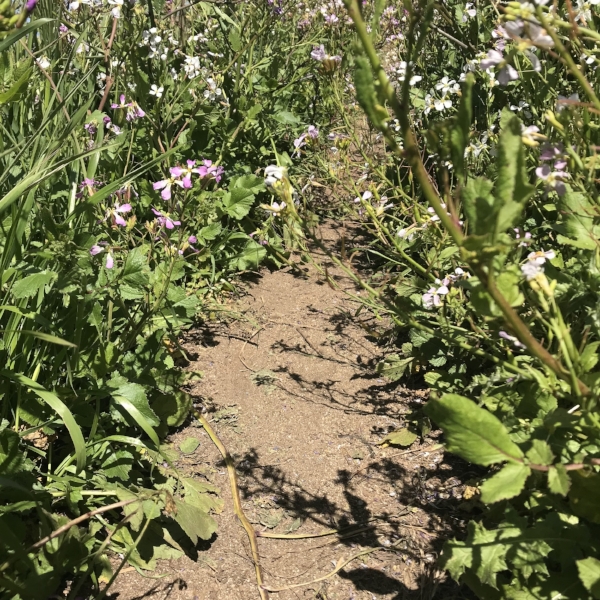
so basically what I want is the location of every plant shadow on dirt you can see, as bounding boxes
[228,444,478,599]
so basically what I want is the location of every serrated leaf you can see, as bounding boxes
[547,464,570,496]
[376,354,413,381]
[222,187,255,219]
[480,462,531,503]
[577,557,600,598]
[526,439,554,466]
[179,437,200,454]
[425,394,524,466]
[173,499,217,545]
[122,245,149,287]
[557,191,598,250]
[285,517,303,533]
[11,270,58,299]
[380,428,417,448]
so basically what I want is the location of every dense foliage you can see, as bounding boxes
[308,0,600,597]
[4,0,600,597]
[0,0,339,596]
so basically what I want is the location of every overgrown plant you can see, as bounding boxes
[326,0,600,597]
[0,0,344,595]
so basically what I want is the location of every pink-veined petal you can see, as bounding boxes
[106,253,114,269]
[170,166,184,177]
[114,214,127,226]
[116,203,131,213]
[153,180,168,191]
[161,187,172,200]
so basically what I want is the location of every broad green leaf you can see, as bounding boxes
[556,191,598,250]
[0,426,23,475]
[179,437,200,454]
[173,499,217,545]
[199,222,222,242]
[110,381,160,447]
[228,28,241,51]
[450,73,474,181]
[11,271,58,299]
[494,116,534,235]
[547,464,570,496]
[122,245,150,287]
[526,439,554,466]
[496,267,524,308]
[151,390,192,428]
[577,557,600,599]
[232,174,264,192]
[2,371,86,472]
[462,177,495,237]
[222,187,255,220]
[425,394,524,466]
[380,428,417,447]
[232,239,266,270]
[273,110,301,125]
[480,462,531,503]
[569,470,600,523]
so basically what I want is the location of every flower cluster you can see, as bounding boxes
[153,160,224,200]
[111,94,145,121]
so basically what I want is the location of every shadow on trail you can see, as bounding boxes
[227,446,477,600]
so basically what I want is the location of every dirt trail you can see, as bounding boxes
[110,223,469,600]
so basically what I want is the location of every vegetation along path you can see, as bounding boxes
[110,224,472,600]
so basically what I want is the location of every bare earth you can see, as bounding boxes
[109,223,473,600]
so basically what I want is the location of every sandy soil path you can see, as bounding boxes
[109,223,469,600]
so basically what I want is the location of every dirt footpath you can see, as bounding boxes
[110,223,471,600]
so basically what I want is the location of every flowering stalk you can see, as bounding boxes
[344,0,591,398]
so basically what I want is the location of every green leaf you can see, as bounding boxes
[424,394,524,466]
[496,267,524,308]
[526,439,554,466]
[173,499,217,545]
[450,73,474,181]
[232,174,264,192]
[380,428,417,447]
[0,330,76,347]
[273,110,301,125]
[222,187,255,220]
[110,381,160,447]
[463,177,495,237]
[494,116,535,235]
[179,437,200,454]
[0,65,32,105]
[0,426,23,475]
[376,354,413,381]
[232,239,266,270]
[556,191,599,250]
[547,464,571,496]
[122,245,150,287]
[11,270,58,299]
[577,557,600,599]
[569,470,600,523]
[480,463,531,503]
[0,19,54,53]
[228,28,241,51]
[151,390,192,428]
[2,371,86,472]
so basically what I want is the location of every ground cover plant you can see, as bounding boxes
[273,0,600,597]
[3,0,600,598]
[0,0,343,596]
